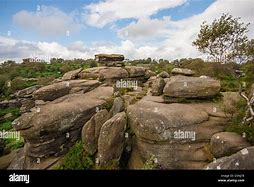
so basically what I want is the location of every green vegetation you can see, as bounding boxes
[193,13,251,63]
[0,58,92,98]
[143,155,160,169]
[57,141,94,170]
[225,98,254,144]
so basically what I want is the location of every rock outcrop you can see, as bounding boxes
[10,86,113,169]
[127,96,229,169]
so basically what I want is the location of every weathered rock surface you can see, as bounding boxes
[79,67,106,80]
[151,78,165,96]
[0,99,21,109]
[210,132,250,158]
[82,109,111,155]
[144,70,156,79]
[0,150,18,169]
[158,71,169,78]
[109,97,124,116]
[163,75,221,98]
[95,54,124,62]
[10,86,113,169]
[62,68,83,80]
[15,85,39,98]
[98,67,128,81]
[124,66,146,78]
[127,97,229,169]
[97,112,127,166]
[33,80,101,101]
[206,146,254,170]
[171,68,195,76]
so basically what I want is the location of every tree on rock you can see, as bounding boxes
[193,13,250,63]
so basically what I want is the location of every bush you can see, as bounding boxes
[37,76,55,86]
[225,98,254,144]
[58,141,94,170]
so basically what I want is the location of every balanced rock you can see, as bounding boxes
[210,132,250,158]
[171,68,195,76]
[163,75,221,98]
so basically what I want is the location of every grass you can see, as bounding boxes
[57,141,94,170]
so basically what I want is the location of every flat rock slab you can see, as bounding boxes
[163,75,221,98]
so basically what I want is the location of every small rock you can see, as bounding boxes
[171,68,195,76]
[158,71,169,78]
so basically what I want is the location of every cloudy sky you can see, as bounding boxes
[0,0,253,62]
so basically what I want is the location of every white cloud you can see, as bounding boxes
[83,0,186,28]
[117,0,254,60]
[13,5,81,36]
[2,0,254,62]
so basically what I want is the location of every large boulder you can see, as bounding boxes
[151,78,165,96]
[97,112,127,166]
[163,75,221,98]
[171,68,195,76]
[82,109,111,155]
[79,67,107,80]
[61,68,83,80]
[210,132,250,158]
[98,67,128,81]
[206,146,254,170]
[124,66,146,78]
[127,98,229,169]
[11,86,113,168]
[33,80,100,101]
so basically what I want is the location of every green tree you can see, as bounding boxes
[193,13,250,63]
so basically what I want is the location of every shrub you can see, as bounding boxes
[37,76,55,86]
[225,98,254,144]
[58,141,94,170]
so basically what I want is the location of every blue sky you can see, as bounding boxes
[0,0,253,62]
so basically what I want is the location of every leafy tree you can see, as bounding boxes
[193,13,250,63]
